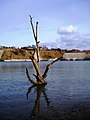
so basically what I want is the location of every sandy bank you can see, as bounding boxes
[4,59,31,62]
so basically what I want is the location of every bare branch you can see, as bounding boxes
[26,68,39,85]
[42,58,60,78]
[29,15,36,40]
[36,22,38,43]
[36,21,40,62]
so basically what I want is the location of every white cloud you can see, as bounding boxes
[41,25,90,50]
[57,25,78,35]
[57,25,90,50]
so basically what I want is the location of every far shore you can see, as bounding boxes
[0,58,90,62]
[0,57,60,62]
[4,59,31,62]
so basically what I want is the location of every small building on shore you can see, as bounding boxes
[63,52,86,60]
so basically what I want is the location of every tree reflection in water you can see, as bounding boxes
[26,85,50,120]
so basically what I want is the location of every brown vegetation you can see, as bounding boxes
[40,49,63,60]
[0,48,63,61]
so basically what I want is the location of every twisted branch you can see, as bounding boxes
[42,58,60,78]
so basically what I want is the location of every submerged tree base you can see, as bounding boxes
[26,68,47,85]
[26,57,61,85]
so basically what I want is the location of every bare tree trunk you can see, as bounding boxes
[36,22,40,63]
[29,15,40,63]
[26,15,60,85]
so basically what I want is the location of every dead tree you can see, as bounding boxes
[26,15,61,85]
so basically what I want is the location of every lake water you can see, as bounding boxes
[0,61,90,120]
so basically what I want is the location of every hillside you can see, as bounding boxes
[0,48,90,61]
[0,48,63,61]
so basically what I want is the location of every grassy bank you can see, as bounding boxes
[0,48,63,61]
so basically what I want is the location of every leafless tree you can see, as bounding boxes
[26,15,61,85]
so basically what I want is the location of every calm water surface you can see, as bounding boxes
[0,61,90,120]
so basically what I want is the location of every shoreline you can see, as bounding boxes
[0,58,58,62]
[0,58,90,62]
[3,59,31,62]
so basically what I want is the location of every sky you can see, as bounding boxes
[0,0,90,50]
